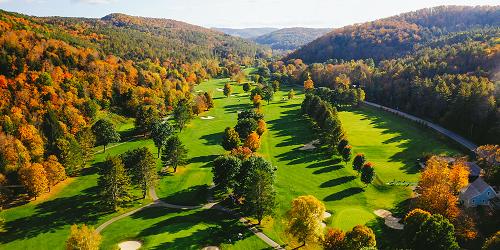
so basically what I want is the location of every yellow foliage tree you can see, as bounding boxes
[252,94,262,109]
[43,155,67,190]
[256,119,267,137]
[243,132,261,152]
[18,163,48,199]
[286,195,326,247]
[0,132,31,174]
[66,224,101,250]
[17,124,44,161]
[304,77,314,92]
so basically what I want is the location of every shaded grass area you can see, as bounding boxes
[100,206,270,250]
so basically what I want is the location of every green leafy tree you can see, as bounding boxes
[92,119,120,153]
[222,127,240,151]
[55,136,84,176]
[42,110,65,154]
[352,153,365,174]
[243,82,251,92]
[262,86,274,104]
[223,83,232,97]
[403,208,432,247]
[272,80,280,92]
[121,147,158,198]
[236,156,274,197]
[337,138,349,154]
[98,156,131,210]
[173,99,193,131]
[341,145,352,165]
[414,214,459,250]
[235,118,258,139]
[250,86,263,101]
[212,155,241,191]
[150,120,174,157]
[345,225,377,250]
[288,89,295,100]
[135,105,159,136]
[161,136,188,173]
[360,162,375,186]
[203,92,214,109]
[66,224,101,250]
[242,168,276,225]
[238,109,264,121]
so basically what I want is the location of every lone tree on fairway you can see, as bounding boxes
[204,92,214,109]
[18,163,48,199]
[66,224,101,250]
[212,155,242,191]
[352,153,365,174]
[345,225,377,249]
[272,80,280,92]
[222,127,240,151]
[244,132,261,152]
[256,119,267,137]
[414,214,459,250]
[262,86,274,104]
[242,168,276,225]
[341,145,352,165]
[150,120,174,157]
[173,99,193,131]
[92,119,120,153]
[360,162,375,186]
[253,94,262,109]
[304,75,314,92]
[286,195,326,247]
[243,82,251,92]
[288,89,295,100]
[98,156,130,210]
[223,83,232,97]
[121,147,158,198]
[161,135,188,173]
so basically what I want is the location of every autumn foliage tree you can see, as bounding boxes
[322,228,346,250]
[304,75,314,92]
[352,153,365,174]
[345,225,377,249]
[66,224,101,250]
[360,162,375,186]
[223,83,232,97]
[222,127,240,151]
[43,155,67,190]
[18,163,48,199]
[286,195,326,247]
[256,119,267,137]
[244,132,261,152]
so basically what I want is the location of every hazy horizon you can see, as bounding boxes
[0,0,498,29]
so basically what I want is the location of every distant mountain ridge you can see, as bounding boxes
[212,27,279,39]
[252,27,331,51]
[286,5,500,63]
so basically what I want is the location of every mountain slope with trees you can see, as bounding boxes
[213,27,279,39]
[252,27,331,51]
[286,6,500,63]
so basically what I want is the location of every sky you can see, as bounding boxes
[0,0,498,28]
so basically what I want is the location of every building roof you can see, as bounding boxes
[460,177,493,200]
[466,162,482,177]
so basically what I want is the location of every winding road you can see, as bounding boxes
[363,101,477,152]
[95,187,284,249]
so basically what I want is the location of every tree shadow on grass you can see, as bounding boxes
[0,186,110,244]
[324,187,364,201]
[200,131,224,146]
[132,208,256,250]
[313,164,344,174]
[223,103,251,114]
[189,155,218,165]
[306,158,342,169]
[320,176,357,188]
[160,185,209,206]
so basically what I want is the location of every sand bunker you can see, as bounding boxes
[201,247,220,250]
[323,211,332,219]
[216,88,224,92]
[374,209,404,230]
[118,241,142,250]
[200,116,215,120]
[299,139,320,150]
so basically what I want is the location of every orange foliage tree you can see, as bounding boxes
[17,124,44,161]
[256,119,267,137]
[43,155,67,190]
[244,132,261,152]
[18,163,48,199]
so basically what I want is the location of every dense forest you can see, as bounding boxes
[252,27,331,51]
[0,9,256,203]
[286,6,500,63]
[274,6,499,144]
[213,27,279,39]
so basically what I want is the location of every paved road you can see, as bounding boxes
[363,101,477,152]
[95,187,284,249]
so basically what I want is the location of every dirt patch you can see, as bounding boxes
[118,241,142,250]
[299,139,320,151]
[200,116,215,120]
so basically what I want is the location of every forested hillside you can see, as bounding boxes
[0,9,254,203]
[213,27,279,39]
[252,27,331,51]
[286,6,500,63]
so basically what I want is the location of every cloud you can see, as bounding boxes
[73,0,116,4]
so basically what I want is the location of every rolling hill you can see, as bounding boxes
[286,5,500,63]
[212,27,279,39]
[252,27,331,51]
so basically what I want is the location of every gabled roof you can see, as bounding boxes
[460,177,494,200]
[465,162,482,176]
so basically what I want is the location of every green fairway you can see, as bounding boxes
[0,74,462,249]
